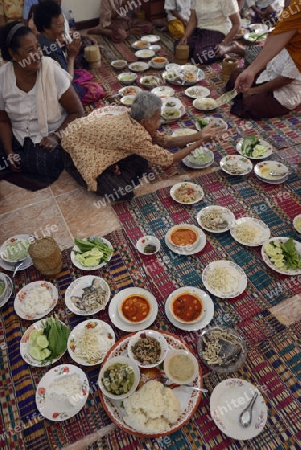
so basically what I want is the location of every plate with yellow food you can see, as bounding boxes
[254,161,289,184]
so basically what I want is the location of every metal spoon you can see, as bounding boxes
[12,260,27,278]
[162,377,208,393]
[239,391,258,427]
[269,170,288,177]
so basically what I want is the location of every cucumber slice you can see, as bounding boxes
[42,348,51,359]
[36,335,49,348]
[29,345,45,361]
[29,329,40,345]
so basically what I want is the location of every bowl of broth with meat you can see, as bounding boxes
[118,292,152,324]
[169,289,205,323]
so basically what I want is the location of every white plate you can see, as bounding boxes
[128,62,149,72]
[261,237,301,275]
[185,86,210,99]
[220,155,253,175]
[236,138,273,160]
[170,182,204,205]
[139,75,161,88]
[293,214,301,234]
[243,31,268,43]
[131,40,149,50]
[210,379,267,440]
[141,35,160,43]
[197,206,235,233]
[162,97,183,110]
[14,281,58,320]
[108,287,158,332]
[162,69,204,86]
[164,228,206,256]
[151,85,174,98]
[135,235,160,255]
[182,147,214,169]
[195,116,228,131]
[165,288,214,331]
[135,49,155,59]
[20,319,68,367]
[0,255,33,271]
[68,319,115,366]
[0,273,12,307]
[119,86,141,96]
[193,98,217,111]
[70,237,113,271]
[149,60,168,70]
[127,329,168,368]
[230,217,270,246]
[172,128,197,137]
[254,160,289,182]
[0,234,35,264]
[99,332,203,437]
[202,261,247,298]
[161,105,185,123]
[36,364,89,421]
[120,95,136,106]
[65,275,111,316]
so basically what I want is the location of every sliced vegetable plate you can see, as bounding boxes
[14,281,58,320]
[71,236,113,271]
[195,116,228,131]
[68,319,115,366]
[261,237,301,275]
[236,136,273,160]
[20,317,70,367]
[230,217,270,246]
[220,155,253,176]
[182,147,214,169]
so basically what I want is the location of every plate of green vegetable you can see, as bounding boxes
[262,237,301,275]
[0,234,35,264]
[236,136,273,159]
[182,146,214,169]
[20,317,70,367]
[71,236,113,271]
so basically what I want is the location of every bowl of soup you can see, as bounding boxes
[164,349,198,384]
[169,289,205,323]
[151,56,168,68]
[166,224,200,250]
[111,60,127,70]
[118,292,152,324]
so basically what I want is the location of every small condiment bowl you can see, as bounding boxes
[136,236,160,255]
[127,330,168,368]
[164,349,198,385]
[111,59,127,70]
[293,214,301,236]
[117,72,137,85]
[98,355,140,400]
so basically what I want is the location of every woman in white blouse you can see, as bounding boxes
[0,21,83,186]
[179,0,241,64]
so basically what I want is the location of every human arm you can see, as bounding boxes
[0,110,21,171]
[235,29,297,91]
[244,76,294,97]
[215,12,241,57]
[179,9,197,44]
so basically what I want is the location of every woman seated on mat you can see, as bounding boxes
[86,0,152,43]
[61,92,220,201]
[227,0,301,119]
[0,21,84,184]
[179,0,241,64]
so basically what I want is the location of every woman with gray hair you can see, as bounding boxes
[62,91,218,201]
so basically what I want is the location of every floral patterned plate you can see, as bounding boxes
[14,281,58,320]
[99,331,203,437]
[210,378,267,440]
[36,364,89,421]
[220,155,253,175]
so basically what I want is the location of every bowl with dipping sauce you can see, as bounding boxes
[164,349,198,385]
[111,60,127,70]
[136,236,160,255]
[118,291,153,324]
[98,355,140,400]
[168,287,206,324]
[127,330,168,368]
[166,224,201,251]
[151,56,168,69]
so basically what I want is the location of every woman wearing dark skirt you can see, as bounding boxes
[179,0,240,64]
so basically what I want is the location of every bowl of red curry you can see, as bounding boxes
[168,286,206,324]
[118,288,153,325]
[166,224,202,252]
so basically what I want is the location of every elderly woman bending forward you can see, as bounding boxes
[62,92,218,201]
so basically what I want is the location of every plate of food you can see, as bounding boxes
[0,234,35,264]
[0,273,12,308]
[14,281,58,320]
[151,85,174,98]
[195,116,228,131]
[119,86,141,96]
[131,40,149,50]
[193,98,217,111]
[65,275,111,316]
[128,62,149,72]
[220,155,253,175]
[36,364,89,421]
[162,68,204,86]
[185,86,210,99]
[135,49,155,59]
[108,287,158,332]
[254,160,289,183]
[165,224,206,256]
[236,136,273,159]
[136,235,160,255]
[230,217,270,246]
[89,105,128,117]
[182,147,214,169]
[71,236,113,271]
[170,182,204,205]
[172,128,198,137]
[117,72,137,85]
[202,260,247,298]
[20,317,70,367]
[162,97,182,109]
[68,319,115,366]
[197,206,235,233]
[111,60,127,70]
[99,331,203,437]
[261,237,301,275]
[139,75,161,88]
[243,31,268,42]
[150,56,168,69]
[141,35,160,43]
[165,287,214,331]
[197,326,247,373]
[161,105,185,123]
[210,379,267,440]
[127,330,168,368]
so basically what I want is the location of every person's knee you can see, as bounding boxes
[112,27,127,43]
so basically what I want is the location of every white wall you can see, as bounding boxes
[62,0,100,22]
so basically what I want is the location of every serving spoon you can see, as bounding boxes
[239,391,258,427]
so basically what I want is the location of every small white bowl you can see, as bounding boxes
[135,49,155,59]
[120,95,136,106]
[149,45,161,53]
[111,60,127,70]
[118,291,153,325]
[164,349,198,385]
[136,236,160,255]
[118,72,137,85]
[193,98,217,111]
[293,214,301,235]
[151,56,168,69]
[168,287,206,324]
[119,86,141,96]
[128,62,149,72]
[127,330,168,368]
[98,355,140,400]
[166,224,201,251]
[151,85,175,98]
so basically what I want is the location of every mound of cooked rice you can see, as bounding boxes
[123,380,180,433]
